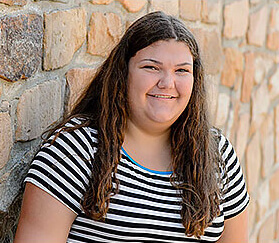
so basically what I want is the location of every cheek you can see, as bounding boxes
[177,78,194,98]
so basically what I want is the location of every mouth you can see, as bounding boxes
[147,94,177,99]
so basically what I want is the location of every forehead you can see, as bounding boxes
[132,39,193,64]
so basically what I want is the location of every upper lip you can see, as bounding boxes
[147,94,177,99]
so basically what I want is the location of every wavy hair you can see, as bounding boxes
[59,11,224,238]
[4,11,223,240]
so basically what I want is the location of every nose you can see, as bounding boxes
[157,71,175,89]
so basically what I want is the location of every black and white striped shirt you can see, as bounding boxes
[25,118,249,242]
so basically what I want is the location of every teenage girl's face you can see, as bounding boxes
[127,39,194,132]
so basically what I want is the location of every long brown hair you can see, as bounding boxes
[48,11,223,238]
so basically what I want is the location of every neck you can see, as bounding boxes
[122,120,172,172]
[124,119,171,148]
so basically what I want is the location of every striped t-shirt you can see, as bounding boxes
[25,118,249,242]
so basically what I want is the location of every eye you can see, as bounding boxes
[142,65,159,71]
[176,68,190,73]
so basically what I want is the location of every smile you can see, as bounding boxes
[147,94,176,99]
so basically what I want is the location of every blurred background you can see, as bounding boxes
[0,0,278,242]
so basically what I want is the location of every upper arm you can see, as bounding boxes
[15,183,76,243]
[217,134,250,242]
[217,208,248,243]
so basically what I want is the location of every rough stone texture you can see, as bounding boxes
[241,52,254,103]
[88,12,122,57]
[221,48,243,88]
[226,98,240,144]
[0,100,10,113]
[270,7,279,30]
[117,0,146,12]
[192,28,223,75]
[66,68,96,112]
[0,14,43,82]
[270,168,279,205]
[248,6,268,46]
[246,132,261,193]
[16,80,62,141]
[250,0,261,4]
[260,113,274,178]
[150,0,179,16]
[257,180,270,219]
[267,31,279,50]
[206,74,219,121]
[223,0,249,39]
[254,54,273,85]
[215,92,230,127]
[0,112,13,169]
[250,82,270,136]
[90,0,113,4]
[248,197,257,232]
[236,112,250,161]
[269,69,279,101]
[201,0,221,24]
[44,8,86,70]
[267,8,279,51]
[179,0,201,21]
[0,0,26,5]
[276,210,279,240]
[276,105,279,164]
[258,214,276,242]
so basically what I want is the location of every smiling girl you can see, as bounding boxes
[15,11,249,243]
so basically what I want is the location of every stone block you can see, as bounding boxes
[88,12,123,57]
[269,8,279,30]
[275,105,279,163]
[179,0,201,21]
[267,31,279,50]
[221,48,244,88]
[270,168,279,205]
[16,80,62,141]
[250,82,270,136]
[91,0,113,4]
[248,197,257,231]
[276,210,279,240]
[0,112,13,169]
[258,214,276,242]
[34,0,69,2]
[191,28,223,75]
[269,68,279,100]
[260,113,274,178]
[150,0,179,16]
[241,52,254,103]
[246,132,261,193]
[66,68,96,112]
[0,0,26,5]
[248,6,268,47]
[257,180,269,219]
[215,92,230,128]
[236,112,250,161]
[0,14,43,82]
[254,54,274,85]
[206,74,219,121]
[201,0,221,24]
[117,0,146,12]
[43,8,86,70]
[223,0,249,39]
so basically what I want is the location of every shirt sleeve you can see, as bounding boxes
[24,118,98,215]
[218,133,250,220]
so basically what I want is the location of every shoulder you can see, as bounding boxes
[25,117,98,214]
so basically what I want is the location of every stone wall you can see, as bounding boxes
[0,0,278,241]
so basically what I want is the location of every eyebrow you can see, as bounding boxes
[140,58,193,66]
